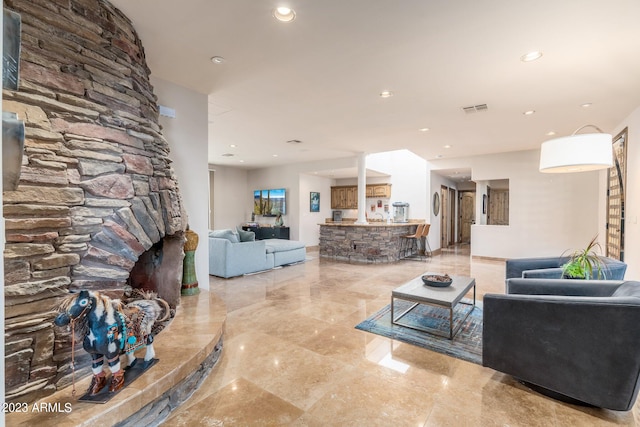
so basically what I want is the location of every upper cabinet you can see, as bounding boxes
[331,186,358,209]
[331,184,391,209]
[367,184,391,198]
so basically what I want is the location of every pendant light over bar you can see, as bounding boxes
[539,124,613,173]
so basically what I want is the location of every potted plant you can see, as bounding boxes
[561,235,606,279]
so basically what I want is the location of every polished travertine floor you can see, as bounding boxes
[164,246,640,426]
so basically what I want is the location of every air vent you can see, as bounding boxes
[221,153,235,157]
[462,104,488,114]
[286,139,303,144]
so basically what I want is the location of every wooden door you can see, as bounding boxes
[449,188,456,244]
[440,186,448,248]
[488,190,509,225]
[458,191,475,243]
[607,128,627,261]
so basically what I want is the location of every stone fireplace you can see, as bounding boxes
[3,0,188,403]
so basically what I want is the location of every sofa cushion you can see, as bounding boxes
[264,239,305,253]
[612,281,640,298]
[209,229,239,243]
[236,227,255,242]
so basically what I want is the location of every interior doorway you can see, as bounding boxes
[209,169,215,229]
[607,128,627,261]
[448,188,456,244]
[440,185,458,248]
[458,191,475,244]
[440,186,448,249]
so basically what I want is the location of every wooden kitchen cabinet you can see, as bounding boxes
[346,187,358,209]
[331,186,348,209]
[369,184,391,198]
[331,186,357,209]
[331,184,391,209]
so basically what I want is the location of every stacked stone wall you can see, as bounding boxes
[3,0,186,403]
[319,224,419,262]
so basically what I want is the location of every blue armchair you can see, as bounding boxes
[505,256,627,280]
[483,278,640,411]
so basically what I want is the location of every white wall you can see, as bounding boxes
[430,149,601,259]
[247,166,300,238]
[209,165,250,229]
[299,173,333,246]
[246,157,357,242]
[608,106,640,278]
[212,135,639,268]
[367,150,429,221]
[152,77,210,290]
[212,152,429,246]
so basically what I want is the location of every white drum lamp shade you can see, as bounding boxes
[539,128,613,173]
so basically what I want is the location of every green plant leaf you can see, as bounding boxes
[561,235,605,280]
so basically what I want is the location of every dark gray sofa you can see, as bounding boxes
[483,278,640,411]
[505,256,627,280]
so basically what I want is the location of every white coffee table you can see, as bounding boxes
[391,273,476,339]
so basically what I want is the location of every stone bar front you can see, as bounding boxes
[319,222,422,263]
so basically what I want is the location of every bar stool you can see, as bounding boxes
[400,223,425,258]
[418,224,432,258]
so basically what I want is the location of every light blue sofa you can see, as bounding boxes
[208,229,306,278]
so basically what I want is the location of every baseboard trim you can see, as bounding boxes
[472,255,507,262]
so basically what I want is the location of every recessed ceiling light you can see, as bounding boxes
[273,7,296,22]
[210,56,225,64]
[444,145,451,149]
[581,103,592,108]
[380,90,394,98]
[239,160,245,163]
[419,128,430,132]
[546,131,556,136]
[272,154,279,157]
[520,51,543,62]
[229,144,237,148]
[523,110,536,116]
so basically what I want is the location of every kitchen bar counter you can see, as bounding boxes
[319,222,424,263]
[321,221,423,227]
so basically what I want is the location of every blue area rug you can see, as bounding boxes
[355,299,483,365]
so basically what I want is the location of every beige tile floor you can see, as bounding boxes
[164,246,640,426]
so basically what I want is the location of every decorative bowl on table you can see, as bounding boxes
[421,274,453,287]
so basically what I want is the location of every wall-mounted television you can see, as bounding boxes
[253,188,286,216]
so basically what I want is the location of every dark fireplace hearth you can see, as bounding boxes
[127,234,185,309]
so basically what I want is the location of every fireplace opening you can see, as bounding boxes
[127,232,185,311]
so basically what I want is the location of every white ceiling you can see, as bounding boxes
[111,0,640,173]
